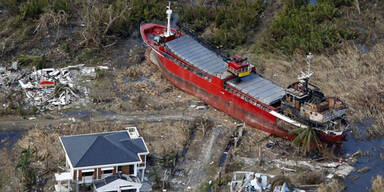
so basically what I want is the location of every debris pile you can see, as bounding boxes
[272,159,355,179]
[230,171,306,192]
[0,63,107,112]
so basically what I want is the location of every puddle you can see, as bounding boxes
[0,130,25,150]
[0,9,8,14]
[124,74,151,83]
[219,141,232,167]
[61,110,91,121]
[65,25,81,37]
[355,40,370,54]
[182,130,195,157]
[309,0,317,5]
[97,110,117,116]
[344,120,384,191]
[62,110,90,116]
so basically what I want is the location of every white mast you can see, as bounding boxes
[298,53,313,82]
[165,2,173,37]
[306,52,313,76]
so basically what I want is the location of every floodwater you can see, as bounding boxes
[344,120,384,191]
[0,130,25,149]
[309,0,317,5]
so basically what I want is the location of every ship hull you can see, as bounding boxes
[141,23,346,144]
[148,48,293,139]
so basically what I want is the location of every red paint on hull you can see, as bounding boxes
[149,48,291,139]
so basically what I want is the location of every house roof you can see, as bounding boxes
[60,130,149,168]
[94,174,142,192]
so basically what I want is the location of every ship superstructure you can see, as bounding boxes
[140,4,349,143]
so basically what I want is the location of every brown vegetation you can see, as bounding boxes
[371,175,384,192]
[317,177,347,192]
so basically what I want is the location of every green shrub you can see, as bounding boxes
[0,0,21,15]
[261,0,355,55]
[52,0,70,13]
[9,15,24,28]
[16,55,46,69]
[19,0,48,19]
[107,0,167,36]
[180,5,214,32]
[76,48,97,63]
[180,0,264,48]
[1,0,69,18]
[0,170,6,190]
[16,147,36,190]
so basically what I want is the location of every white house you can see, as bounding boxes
[56,127,149,192]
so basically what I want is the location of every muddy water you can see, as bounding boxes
[0,130,25,149]
[344,120,384,191]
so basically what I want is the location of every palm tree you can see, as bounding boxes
[16,147,36,190]
[289,126,321,155]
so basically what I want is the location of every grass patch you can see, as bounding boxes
[198,180,214,192]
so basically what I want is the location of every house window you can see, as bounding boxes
[82,171,94,177]
[102,169,113,174]
[101,167,114,175]
[121,189,136,192]
[129,165,134,175]
[118,166,122,172]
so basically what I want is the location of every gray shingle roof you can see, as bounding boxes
[60,131,148,168]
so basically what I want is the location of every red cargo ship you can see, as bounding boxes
[140,4,349,143]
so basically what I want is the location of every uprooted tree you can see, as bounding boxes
[79,0,131,48]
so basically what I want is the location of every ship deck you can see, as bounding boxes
[165,35,227,78]
[165,35,285,106]
[227,73,285,105]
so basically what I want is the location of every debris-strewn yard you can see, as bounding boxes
[0,0,384,192]
[0,64,108,113]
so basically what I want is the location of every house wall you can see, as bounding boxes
[97,168,102,179]
[120,165,135,175]
[78,170,82,181]
[93,168,97,179]
[71,155,148,183]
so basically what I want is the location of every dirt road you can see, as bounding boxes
[0,110,203,131]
